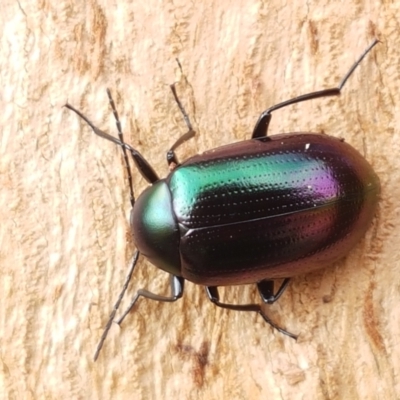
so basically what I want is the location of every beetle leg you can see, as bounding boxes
[251,39,378,139]
[167,83,196,168]
[116,274,185,325]
[65,95,159,187]
[257,278,291,304]
[93,273,184,361]
[93,251,140,361]
[205,286,297,340]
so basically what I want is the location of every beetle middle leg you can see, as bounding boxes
[205,285,297,340]
[251,39,378,139]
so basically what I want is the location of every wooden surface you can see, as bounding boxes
[1,1,399,399]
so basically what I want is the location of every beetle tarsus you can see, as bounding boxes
[258,310,298,340]
[205,285,297,340]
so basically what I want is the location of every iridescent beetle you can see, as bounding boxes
[66,40,380,360]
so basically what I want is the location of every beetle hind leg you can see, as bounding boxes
[205,286,297,340]
[251,39,378,139]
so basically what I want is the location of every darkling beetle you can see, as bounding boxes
[66,40,380,360]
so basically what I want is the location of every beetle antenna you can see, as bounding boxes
[106,89,136,208]
[93,251,140,361]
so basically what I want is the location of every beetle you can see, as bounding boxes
[66,39,380,360]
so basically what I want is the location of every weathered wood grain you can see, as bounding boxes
[1,1,398,399]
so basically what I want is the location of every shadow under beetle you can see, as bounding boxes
[66,40,380,361]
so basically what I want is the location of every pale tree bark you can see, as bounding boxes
[1,1,399,399]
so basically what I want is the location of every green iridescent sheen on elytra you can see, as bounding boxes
[167,146,375,230]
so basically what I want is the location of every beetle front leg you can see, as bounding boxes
[205,286,297,340]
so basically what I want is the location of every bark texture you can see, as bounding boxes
[1,1,399,399]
